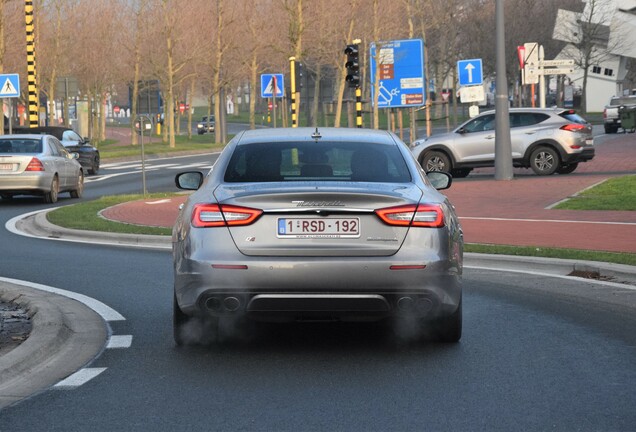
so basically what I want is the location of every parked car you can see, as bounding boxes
[172,127,463,346]
[0,134,84,203]
[9,126,100,175]
[603,95,636,134]
[196,115,215,135]
[411,107,594,177]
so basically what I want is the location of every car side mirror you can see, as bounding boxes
[457,127,467,134]
[426,171,452,190]
[83,137,91,144]
[175,171,204,190]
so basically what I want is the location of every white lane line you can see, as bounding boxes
[0,276,125,321]
[459,217,636,226]
[106,335,133,349]
[465,265,636,290]
[54,368,107,389]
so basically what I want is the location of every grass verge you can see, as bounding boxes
[465,244,636,266]
[45,194,636,266]
[97,134,225,160]
[46,194,173,236]
[554,175,636,211]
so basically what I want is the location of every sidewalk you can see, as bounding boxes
[101,133,636,254]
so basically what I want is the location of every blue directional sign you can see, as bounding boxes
[0,73,20,98]
[260,74,284,98]
[457,59,483,86]
[369,39,425,108]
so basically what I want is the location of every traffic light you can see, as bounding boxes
[344,44,360,88]
[295,61,303,88]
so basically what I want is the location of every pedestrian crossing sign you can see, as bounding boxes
[0,74,20,98]
[260,74,284,98]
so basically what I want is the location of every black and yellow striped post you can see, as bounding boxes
[289,57,297,128]
[25,0,38,127]
[355,86,362,128]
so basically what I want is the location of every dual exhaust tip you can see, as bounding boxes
[204,296,241,313]
[397,296,436,315]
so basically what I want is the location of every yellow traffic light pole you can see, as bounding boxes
[290,57,298,128]
[25,0,38,127]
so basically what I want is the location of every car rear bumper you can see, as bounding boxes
[174,254,462,322]
[562,148,595,164]
[0,173,51,193]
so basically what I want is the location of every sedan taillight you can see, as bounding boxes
[375,204,445,228]
[560,124,587,132]
[25,157,45,171]
[192,204,262,228]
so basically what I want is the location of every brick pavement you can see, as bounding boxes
[101,133,636,254]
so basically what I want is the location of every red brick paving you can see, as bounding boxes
[101,133,636,254]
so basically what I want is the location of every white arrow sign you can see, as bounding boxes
[464,63,475,83]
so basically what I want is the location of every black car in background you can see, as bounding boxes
[8,126,100,175]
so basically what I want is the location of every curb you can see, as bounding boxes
[11,208,636,287]
[0,282,107,409]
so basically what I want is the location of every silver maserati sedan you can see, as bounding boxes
[172,127,463,345]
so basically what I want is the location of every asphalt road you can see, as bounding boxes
[1,149,635,430]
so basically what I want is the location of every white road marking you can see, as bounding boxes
[459,216,636,226]
[465,265,636,290]
[0,275,125,321]
[106,335,133,349]
[54,368,107,389]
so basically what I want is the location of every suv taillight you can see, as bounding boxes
[25,158,45,171]
[560,124,586,132]
[375,204,445,228]
[192,204,262,228]
[603,108,607,119]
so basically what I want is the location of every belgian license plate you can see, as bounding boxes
[0,163,14,171]
[586,138,594,146]
[277,218,360,238]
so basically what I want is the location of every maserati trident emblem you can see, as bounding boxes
[292,200,345,207]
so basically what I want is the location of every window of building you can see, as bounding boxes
[604,68,614,77]
[592,66,602,74]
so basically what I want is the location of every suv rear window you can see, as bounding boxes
[559,110,588,124]
[224,141,411,183]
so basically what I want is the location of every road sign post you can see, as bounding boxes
[0,73,21,134]
[369,39,425,110]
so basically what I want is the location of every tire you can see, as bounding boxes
[427,299,462,343]
[89,156,100,175]
[604,124,614,134]
[70,171,84,198]
[530,146,560,176]
[556,163,578,175]
[421,151,451,173]
[173,293,219,346]
[450,168,472,178]
[43,175,59,203]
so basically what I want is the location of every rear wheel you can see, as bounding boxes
[604,124,615,134]
[556,163,578,175]
[89,156,100,175]
[173,294,219,346]
[426,299,462,343]
[70,171,84,198]
[43,175,59,203]
[530,146,559,176]
[421,151,451,173]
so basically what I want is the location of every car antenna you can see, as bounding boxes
[311,127,321,141]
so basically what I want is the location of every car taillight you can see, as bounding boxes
[560,124,586,132]
[603,109,607,119]
[192,204,262,228]
[25,157,45,171]
[375,204,445,228]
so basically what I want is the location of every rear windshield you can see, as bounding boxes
[224,141,411,183]
[559,110,588,124]
[609,97,636,106]
[0,139,42,154]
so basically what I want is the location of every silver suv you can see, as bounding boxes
[411,108,594,176]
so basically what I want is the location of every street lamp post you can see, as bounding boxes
[494,0,513,180]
